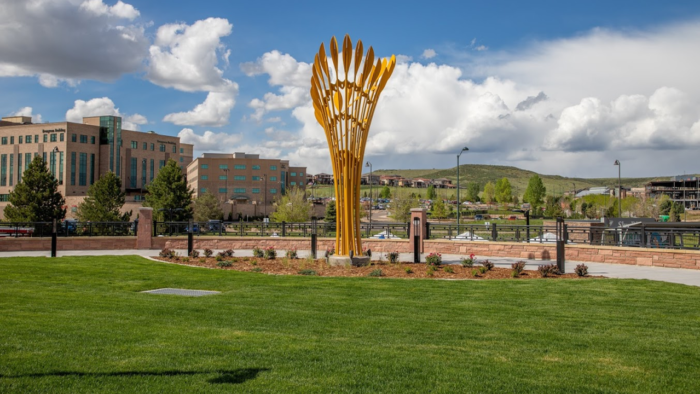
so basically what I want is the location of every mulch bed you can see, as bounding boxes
[154,255,600,280]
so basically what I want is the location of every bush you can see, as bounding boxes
[537,264,559,277]
[182,257,189,262]
[251,267,263,273]
[159,248,176,258]
[444,266,455,274]
[224,249,235,257]
[251,260,257,266]
[285,248,298,259]
[325,247,335,258]
[264,246,277,260]
[253,247,264,258]
[369,269,383,277]
[481,260,494,271]
[472,269,479,277]
[479,266,487,274]
[460,254,475,268]
[426,252,442,267]
[199,258,206,263]
[217,260,232,268]
[215,255,223,262]
[511,270,519,278]
[204,248,213,257]
[189,249,200,258]
[386,251,399,264]
[511,261,526,274]
[216,251,227,259]
[298,269,317,276]
[426,267,435,277]
[575,264,589,277]
[363,247,372,257]
[404,267,413,274]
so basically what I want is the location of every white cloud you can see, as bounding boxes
[65,97,148,130]
[421,49,437,59]
[177,128,243,152]
[11,107,43,123]
[163,90,237,127]
[79,0,140,20]
[0,0,148,87]
[396,55,413,64]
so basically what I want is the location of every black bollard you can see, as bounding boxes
[51,219,57,258]
[311,233,317,259]
[187,220,194,257]
[556,217,565,273]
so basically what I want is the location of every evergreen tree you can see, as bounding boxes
[143,159,193,221]
[193,192,224,222]
[4,156,65,222]
[325,200,337,224]
[426,185,437,200]
[76,172,128,222]
[495,177,512,205]
[271,187,310,222]
[523,174,547,213]
[483,181,496,205]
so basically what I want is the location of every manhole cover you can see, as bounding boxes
[142,288,220,296]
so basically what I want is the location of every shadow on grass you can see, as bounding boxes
[0,368,270,385]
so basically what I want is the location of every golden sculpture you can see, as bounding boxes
[311,35,395,257]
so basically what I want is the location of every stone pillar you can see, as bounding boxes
[136,207,153,249]
[410,208,427,253]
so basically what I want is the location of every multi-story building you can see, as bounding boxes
[646,176,700,209]
[0,115,193,218]
[187,152,306,218]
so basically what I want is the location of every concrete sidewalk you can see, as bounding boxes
[3,249,700,288]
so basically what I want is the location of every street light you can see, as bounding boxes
[366,161,372,233]
[614,160,621,218]
[456,147,469,235]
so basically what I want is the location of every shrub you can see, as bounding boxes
[426,266,435,277]
[404,267,413,274]
[204,248,213,258]
[251,260,257,266]
[460,254,475,268]
[511,261,526,274]
[325,247,335,258]
[189,249,200,258]
[472,269,479,277]
[251,267,263,273]
[159,248,175,258]
[298,269,317,276]
[285,248,298,259]
[575,264,589,277]
[538,264,559,277]
[253,247,264,258]
[481,260,494,271]
[215,255,223,262]
[264,246,277,260]
[444,266,455,274]
[511,270,519,278]
[386,251,400,264]
[216,251,227,258]
[224,249,235,257]
[217,261,232,268]
[369,269,383,277]
[363,247,372,257]
[425,252,442,267]
[182,257,189,262]
[199,258,206,263]
[479,266,487,274]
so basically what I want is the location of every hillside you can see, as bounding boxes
[373,165,673,197]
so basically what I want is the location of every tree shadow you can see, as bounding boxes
[0,368,270,385]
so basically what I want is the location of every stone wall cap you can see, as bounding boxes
[410,208,426,212]
[139,207,154,211]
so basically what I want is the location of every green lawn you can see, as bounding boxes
[1,256,700,393]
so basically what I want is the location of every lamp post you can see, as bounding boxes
[366,161,372,234]
[456,147,469,235]
[614,160,621,218]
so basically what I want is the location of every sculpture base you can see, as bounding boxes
[328,255,371,267]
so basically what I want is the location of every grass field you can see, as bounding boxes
[2,256,700,393]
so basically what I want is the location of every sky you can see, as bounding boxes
[2,0,700,178]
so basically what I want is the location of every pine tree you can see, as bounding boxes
[271,187,310,222]
[325,200,337,223]
[143,159,194,221]
[76,172,128,222]
[4,156,65,222]
[193,192,224,222]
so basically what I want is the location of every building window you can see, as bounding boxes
[159,144,165,152]
[2,137,8,145]
[234,188,246,193]
[150,159,154,182]
[80,135,88,143]
[172,145,176,153]
[143,142,147,150]
[270,165,277,170]
[48,134,55,142]
[130,157,137,188]
[234,175,245,181]
[18,136,22,144]
[0,194,8,202]
[142,159,147,187]
[79,153,87,186]
[70,152,76,186]
[159,160,165,169]
[179,157,183,162]
[8,154,13,186]
[17,154,22,183]
[201,164,209,169]
[291,182,296,186]
[252,176,261,181]
[49,151,56,178]
[90,136,95,144]
[252,165,260,170]
[291,172,296,177]
[34,135,38,143]
[219,164,228,169]
[180,148,184,153]
[270,188,277,194]
[131,141,137,149]
[150,143,155,151]
[201,175,208,180]
[234,165,246,170]
[89,154,94,185]
[270,176,277,181]
[252,188,260,194]
[25,153,31,172]
[43,134,48,143]
[201,188,207,193]
[71,134,77,142]
[300,172,304,176]
[0,154,5,186]
[219,175,227,180]
[218,188,227,193]
[26,135,31,143]
[9,136,13,144]
[60,133,65,142]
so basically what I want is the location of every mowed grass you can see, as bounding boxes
[1,257,700,393]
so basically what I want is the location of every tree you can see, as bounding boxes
[325,200,336,224]
[431,198,448,222]
[390,195,420,222]
[495,177,512,205]
[465,182,481,202]
[379,186,391,199]
[544,196,564,218]
[483,182,496,205]
[193,192,223,222]
[660,198,685,222]
[523,175,546,213]
[512,195,519,206]
[76,172,129,222]
[4,156,65,222]
[270,187,310,222]
[426,185,437,200]
[144,159,193,221]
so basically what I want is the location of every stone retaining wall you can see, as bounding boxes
[0,237,136,251]
[160,237,411,254]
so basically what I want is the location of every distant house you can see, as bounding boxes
[433,178,453,188]
[314,173,333,185]
[411,178,431,188]
[361,174,381,185]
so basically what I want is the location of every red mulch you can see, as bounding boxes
[154,255,601,280]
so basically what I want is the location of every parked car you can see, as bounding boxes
[508,216,517,220]
[208,220,223,232]
[474,214,484,220]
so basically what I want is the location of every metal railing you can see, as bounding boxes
[0,221,137,237]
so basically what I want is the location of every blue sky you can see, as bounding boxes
[2,0,700,177]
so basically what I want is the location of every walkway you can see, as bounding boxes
[3,249,700,288]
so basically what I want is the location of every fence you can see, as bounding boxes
[0,221,136,238]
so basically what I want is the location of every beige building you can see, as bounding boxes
[0,115,193,219]
[187,152,306,218]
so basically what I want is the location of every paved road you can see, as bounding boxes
[3,249,700,288]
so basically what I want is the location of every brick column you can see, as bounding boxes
[136,207,153,249]
[410,208,427,253]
